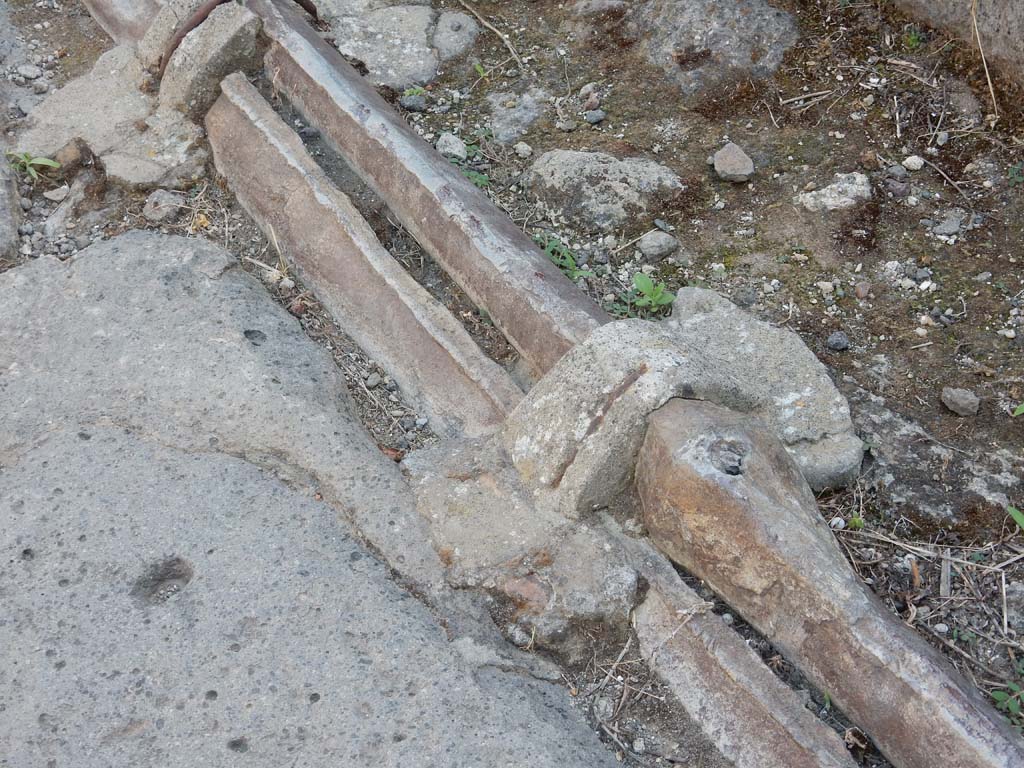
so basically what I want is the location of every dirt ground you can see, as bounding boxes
[4,0,1023,763]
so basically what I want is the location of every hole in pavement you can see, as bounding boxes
[308,692,320,703]
[21,548,35,561]
[205,690,218,701]
[243,329,267,345]
[227,737,249,753]
[131,556,194,604]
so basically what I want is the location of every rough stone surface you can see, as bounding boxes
[314,2,480,87]
[0,163,20,262]
[159,2,262,120]
[142,188,187,222]
[0,401,617,768]
[623,0,798,94]
[435,131,467,161]
[639,400,1024,768]
[14,46,206,188]
[526,150,684,231]
[846,386,1021,522]
[941,386,980,417]
[403,438,639,658]
[137,0,206,68]
[486,87,550,143]
[433,10,478,61]
[503,288,863,519]
[0,231,439,588]
[636,230,679,261]
[82,0,161,44]
[796,173,873,211]
[713,142,754,182]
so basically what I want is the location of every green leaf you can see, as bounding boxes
[993,690,1010,703]
[654,291,676,306]
[633,272,654,295]
[1008,506,1024,532]
[473,62,487,78]
[1013,403,1024,417]
[28,157,60,168]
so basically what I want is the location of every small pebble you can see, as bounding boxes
[584,109,606,125]
[365,372,382,389]
[826,331,850,351]
[902,155,925,171]
[941,387,980,417]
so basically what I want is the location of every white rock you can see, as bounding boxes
[636,230,679,261]
[713,142,754,182]
[902,155,925,171]
[42,185,69,203]
[513,141,533,159]
[435,132,468,162]
[795,173,872,212]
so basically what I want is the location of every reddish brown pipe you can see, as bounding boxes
[159,0,318,78]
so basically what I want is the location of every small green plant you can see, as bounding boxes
[1008,506,1024,533]
[992,682,1023,735]
[403,86,426,97]
[606,273,676,319]
[461,168,490,189]
[847,516,865,531]
[1013,403,1024,417]
[903,27,925,51]
[534,234,594,281]
[6,151,60,182]
[1008,163,1024,187]
[631,272,675,313]
[473,62,487,79]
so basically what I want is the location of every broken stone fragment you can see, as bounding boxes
[435,132,468,162]
[433,10,478,61]
[502,287,862,519]
[795,172,872,211]
[13,46,206,189]
[713,142,754,182]
[638,399,1024,768]
[526,149,684,231]
[137,0,206,68]
[159,2,263,121]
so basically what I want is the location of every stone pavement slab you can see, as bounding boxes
[0,231,618,767]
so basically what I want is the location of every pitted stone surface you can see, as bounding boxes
[0,231,619,768]
[568,0,797,94]
[316,1,479,88]
[0,231,438,586]
[0,429,618,768]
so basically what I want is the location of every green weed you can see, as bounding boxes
[534,234,594,281]
[6,151,60,182]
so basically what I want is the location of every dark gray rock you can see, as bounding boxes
[826,330,850,351]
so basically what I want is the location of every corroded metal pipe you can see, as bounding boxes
[638,399,1024,768]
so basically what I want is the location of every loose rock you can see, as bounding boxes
[435,132,468,161]
[143,189,187,223]
[637,230,680,261]
[795,173,872,212]
[941,387,980,417]
[526,150,683,231]
[713,142,754,182]
[826,331,850,351]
